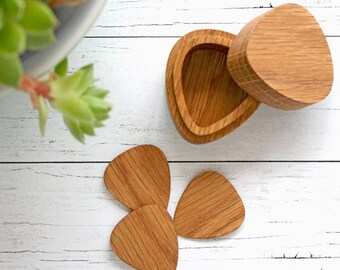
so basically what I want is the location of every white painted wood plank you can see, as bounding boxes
[88,0,340,37]
[0,162,340,269]
[1,37,339,162]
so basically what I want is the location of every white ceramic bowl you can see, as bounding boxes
[0,0,106,95]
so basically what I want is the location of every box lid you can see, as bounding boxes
[227,3,333,110]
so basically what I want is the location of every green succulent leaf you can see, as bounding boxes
[85,88,109,99]
[81,95,111,114]
[63,116,85,143]
[20,0,57,33]
[26,29,55,50]
[49,70,84,97]
[94,121,105,128]
[48,63,111,142]
[2,0,25,20]
[37,95,48,135]
[79,122,95,136]
[0,53,22,87]
[0,21,26,54]
[74,64,94,95]
[0,0,110,143]
[51,96,95,123]
[0,7,3,31]
[55,58,68,77]
[93,111,110,121]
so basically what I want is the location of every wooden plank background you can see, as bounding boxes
[1,163,340,269]
[1,0,340,269]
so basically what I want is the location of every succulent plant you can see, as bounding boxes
[0,0,111,142]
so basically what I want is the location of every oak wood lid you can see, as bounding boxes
[227,3,333,110]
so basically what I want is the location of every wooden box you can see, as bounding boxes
[166,3,333,144]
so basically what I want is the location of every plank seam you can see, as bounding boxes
[84,35,340,39]
[1,160,340,164]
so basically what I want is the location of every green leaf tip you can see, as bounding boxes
[0,21,26,55]
[1,0,26,21]
[20,0,57,33]
[0,53,23,87]
[55,58,68,77]
[49,69,85,97]
[0,0,58,88]
[52,96,95,123]
[63,116,85,143]
[49,63,111,143]
[37,95,48,135]
[80,122,95,136]
[0,0,110,143]
[85,88,109,99]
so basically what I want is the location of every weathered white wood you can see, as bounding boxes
[0,162,340,269]
[1,37,340,162]
[1,1,339,269]
[88,0,340,37]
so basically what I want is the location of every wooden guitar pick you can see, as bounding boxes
[174,171,245,239]
[227,3,333,110]
[104,146,247,267]
[111,205,178,270]
[166,29,260,143]
[104,145,170,210]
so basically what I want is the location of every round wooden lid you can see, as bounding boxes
[227,3,333,110]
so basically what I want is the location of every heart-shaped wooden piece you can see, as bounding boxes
[174,171,245,239]
[111,205,178,270]
[104,145,170,210]
[166,29,260,143]
[228,3,333,110]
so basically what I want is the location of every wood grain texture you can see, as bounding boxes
[228,3,333,110]
[166,29,260,143]
[1,163,340,269]
[172,31,260,136]
[111,205,178,270]
[0,37,340,161]
[174,171,245,239]
[104,145,170,210]
[1,1,340,270]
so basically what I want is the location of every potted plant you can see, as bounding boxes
[0,0,111,142]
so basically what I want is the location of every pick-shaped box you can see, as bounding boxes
[166,29,260,144]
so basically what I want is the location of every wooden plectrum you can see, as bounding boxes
[104,145,170,210]
[228,3,333,110]
[174,171,245,239]
[111,205,178,270]
[166,29,260,143]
